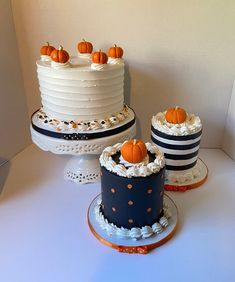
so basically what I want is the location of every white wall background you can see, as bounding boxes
[0,0,30,165]
[11,0,235,148]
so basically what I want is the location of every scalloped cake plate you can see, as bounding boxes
[87,194,178,254]
[164,158,208,192]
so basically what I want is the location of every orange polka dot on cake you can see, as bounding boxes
[111,188,116,193]
[128,219,133,224]
[127,184,133,189]
[147,189,153,194]
[112,207,117,212]
[128,200,133,206]
[147,208,152,213]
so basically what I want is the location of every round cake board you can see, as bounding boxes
[164,158,208,192]
[87,194,178,254]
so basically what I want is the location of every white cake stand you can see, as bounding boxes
[30,113,136,184]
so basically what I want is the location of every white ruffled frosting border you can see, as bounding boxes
[95,198,170,240]
[35,105,130,133]
[99,142,165,178]
[152,111,202,136]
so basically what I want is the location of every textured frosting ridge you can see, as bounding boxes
[95,198,170,240]
[37,56,125,121]
[152,111,202,136]
[99,142,165,178]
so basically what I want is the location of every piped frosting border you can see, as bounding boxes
[99,142,165,178]
[95,198,170,240]
[152,111,202,136]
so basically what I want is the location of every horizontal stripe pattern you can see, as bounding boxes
[151,128,202,171]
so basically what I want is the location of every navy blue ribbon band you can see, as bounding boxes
[31,116,135,140]
[166,160,197,171]
[151,135,200,150]
[164,150,199,160]
[151,126,202,141]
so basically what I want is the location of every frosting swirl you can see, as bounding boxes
[91,63,107,70]
[51,61,71,69]
[95,198,170,240]
[108,57,124,65]
[152,111,202,136]
[99,142,165,178]
[40,55,51,62]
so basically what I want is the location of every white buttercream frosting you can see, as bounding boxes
[91,63,107,70]
[78,53,92,60]
[99,142,165,178]
[166,165,201,184]
[34,105,130,133]
[152,111,202,136]
[51,61,71,69]
[40,55,51,62]
[108,57,124,65]
[95,198,170,240]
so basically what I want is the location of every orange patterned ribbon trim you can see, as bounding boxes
[165,184,188,192]
[117,245,149,254]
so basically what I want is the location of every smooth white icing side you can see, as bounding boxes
[95,198,170,240]
[152,111,202,136]
[99,142,165,178]
[37,56,124,121]
[108,57,124,65]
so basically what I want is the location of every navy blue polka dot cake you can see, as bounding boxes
[96,139,171,240]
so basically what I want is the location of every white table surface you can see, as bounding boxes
[0,145,235,282]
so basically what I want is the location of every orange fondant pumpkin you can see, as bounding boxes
[108,44,124,58]
[40,42,55,56]
[92,50,108,64]
[165,107,187,124]
[121,139,147,163]
[50,45,70,63]
[77,39,93,54]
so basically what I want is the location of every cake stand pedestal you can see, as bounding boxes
[88,194,178,254]
[30,110,136,184]
[164,158,208,192]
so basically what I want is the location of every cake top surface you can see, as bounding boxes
[152,107,202,136]
[99,140,165,178]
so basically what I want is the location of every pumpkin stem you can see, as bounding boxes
[82,38,86,42]
[59,45,63,51]
[98,49,101,52]
[114,44,117,47]
[133,139,136,145]
[46,42,49,46]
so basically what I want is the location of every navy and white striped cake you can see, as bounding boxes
[151,109,202,171]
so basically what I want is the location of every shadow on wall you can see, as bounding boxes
[0,158,10,195]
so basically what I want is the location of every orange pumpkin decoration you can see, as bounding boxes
[92,49,108,64]
[77,39,93,54]
[165,107,187,124]
[121,139,147,163]
[50,45,70,64]
[108,44,124,58]
[40,42,55,56]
